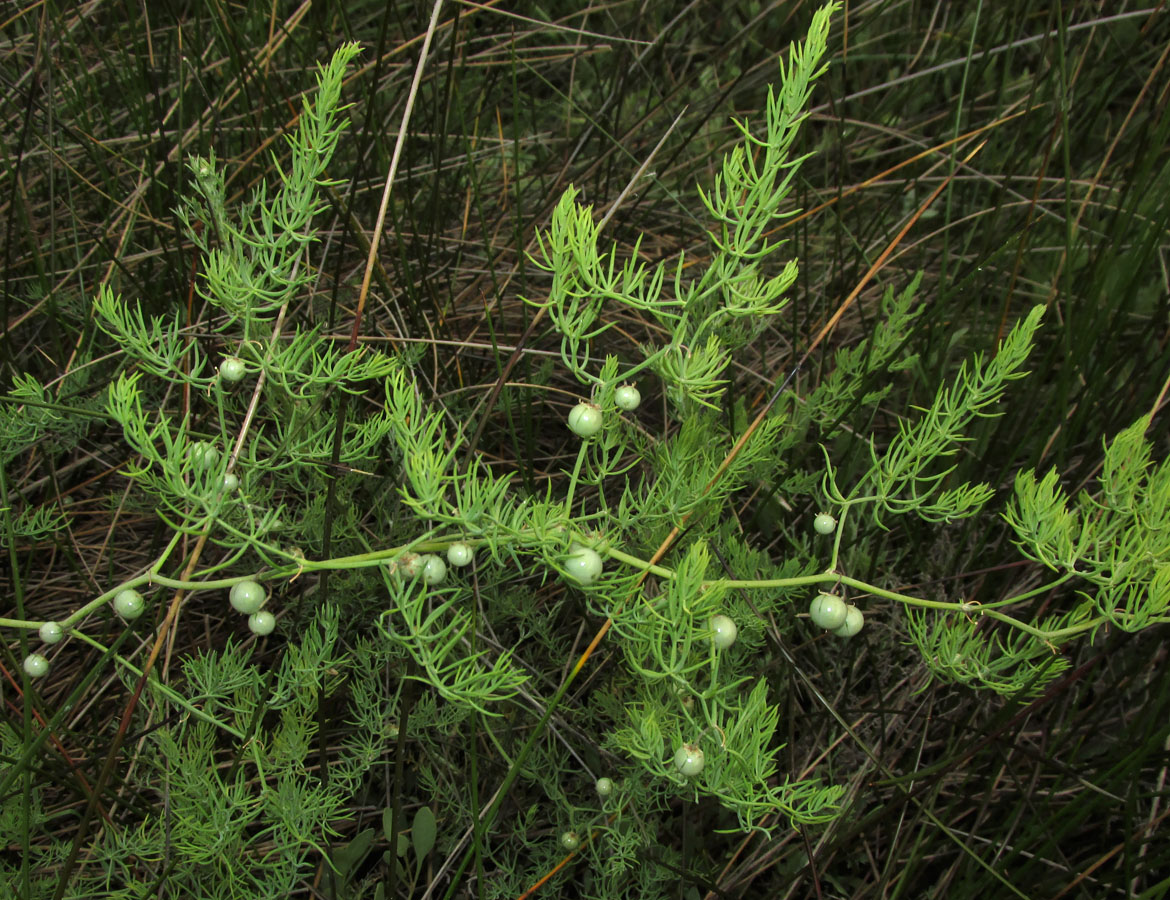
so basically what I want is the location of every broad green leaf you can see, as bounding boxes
[332,827,375,878]
[412,805,437,861]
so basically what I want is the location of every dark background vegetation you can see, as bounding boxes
[2,1,1168,897]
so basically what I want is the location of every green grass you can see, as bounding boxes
[2,2,1168,898]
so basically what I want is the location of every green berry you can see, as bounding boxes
[560,830,581,851]
[188,441,218,470]
[595,777,614,797]
[833,604,864,638]
[813,512,836,535]
[229,580,266,614]
[397,553,423,579]
[221,473,239,492]
[39,622,64,644]
[23,654,49,678]
[709,614,738,649]
[113,588,145,620]
[421,554,447,585]
[219,356,247,383]
[565,544,603,585]
[673,743,705,777]
[446,542,473,567]
[567,402,602,438]
[809,592,848,630]
[614,384,641,411]
[248,611,276,636]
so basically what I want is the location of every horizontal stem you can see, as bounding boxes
[8,524,1142,655]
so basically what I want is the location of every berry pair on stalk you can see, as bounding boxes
[230,580,275,635]
[394,552,449,585]
[809,592,863,638]
[809,512,863,637]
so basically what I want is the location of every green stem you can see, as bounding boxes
[1,522,1115,650]
[563,439,590,517]
[599,543,675,580]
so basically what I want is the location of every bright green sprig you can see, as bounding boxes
[10,503,69,540]
[383,364,460,518]
[105,372,251,532]
[690,3,833,285]
[179,42,362,332]
[650,334,731,412]
[870,304,1044,521]
[376,579,527,716]
[904,600,1097,696]
[529,6,837,413]
[526,185,678,386]
[619,411,786,534]
[614,541,726,683]
[703,682,845,830]
[825,305,1046,526]
[93,286,205,382]
[1006,417,1170,632]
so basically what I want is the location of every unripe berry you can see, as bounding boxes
[113,589,146,620]
[833,604,864,638]
[813,512,836,535]
[809,592,847,630]
[673,742,705,777]
[560,830,581,851]
[229,580,266,614]
[568,402,602,438]
[709,614,738,649]
[249,611,276,635]
[614,384,641,411]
